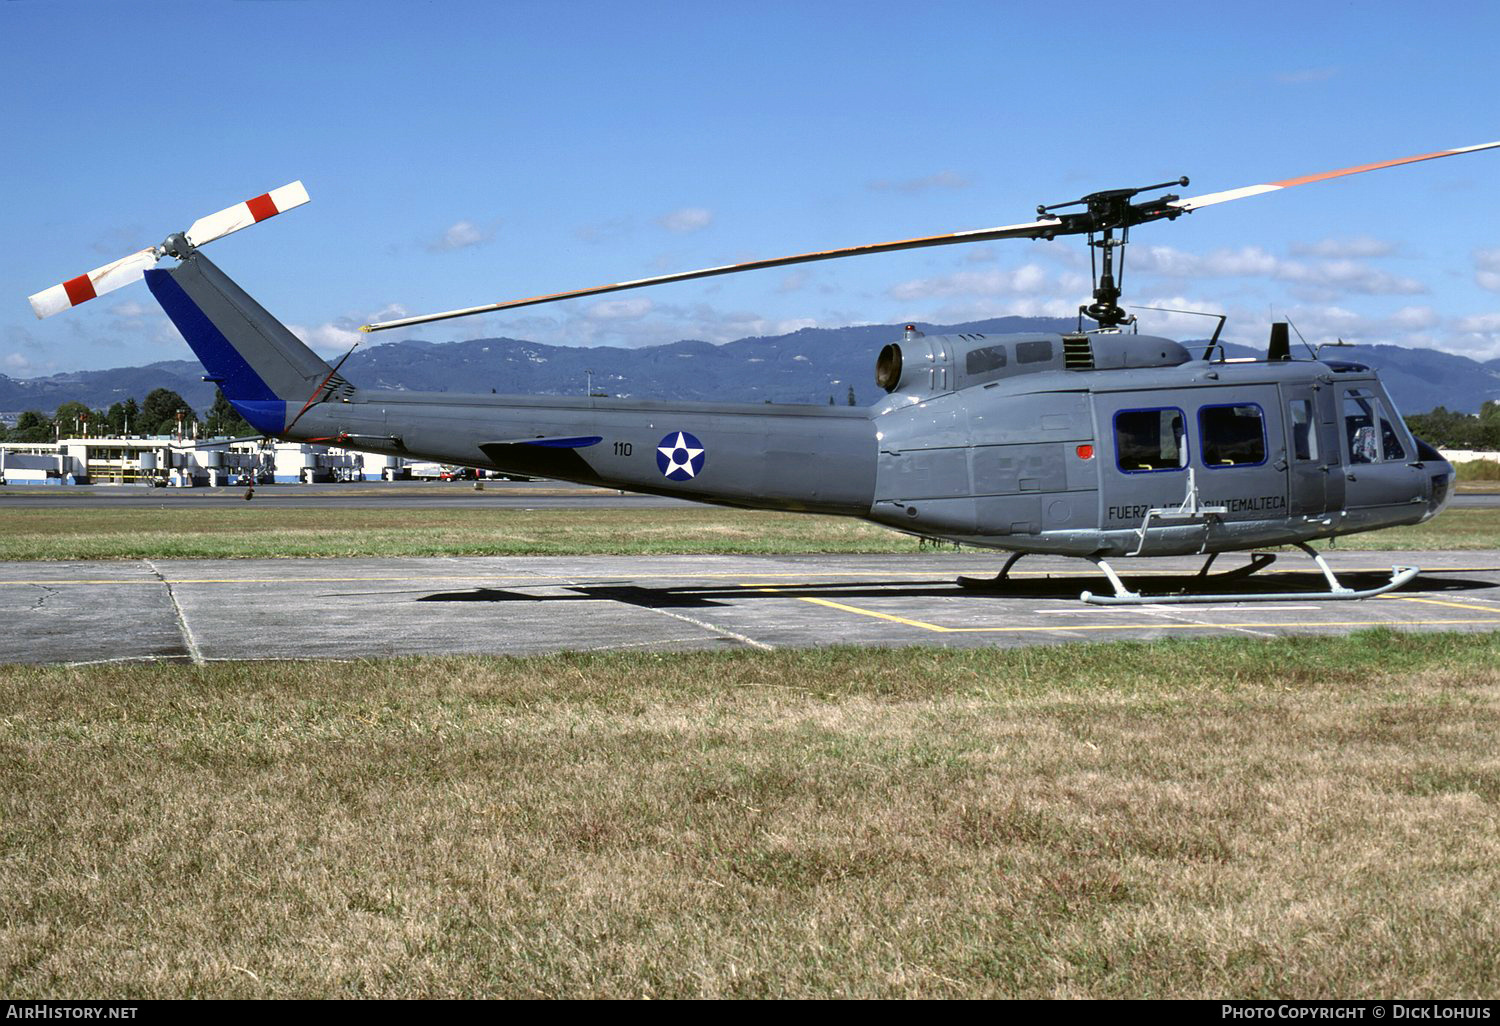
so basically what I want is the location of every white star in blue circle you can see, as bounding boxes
[656,431,706,481]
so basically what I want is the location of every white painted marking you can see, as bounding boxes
[144,558,205,666]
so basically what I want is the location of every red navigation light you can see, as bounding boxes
[1076,444,1095,460]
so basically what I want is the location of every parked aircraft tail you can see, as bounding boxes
[146,252,345,435]
[26,180,338,436]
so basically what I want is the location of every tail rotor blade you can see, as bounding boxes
[28,180,309,320]
[185,181,309,248]
[28,246,161,319]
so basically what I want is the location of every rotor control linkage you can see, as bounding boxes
[1036,177,1189,233]
[1035,178,1192,330]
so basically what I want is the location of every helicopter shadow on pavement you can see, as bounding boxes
[414,571,1497,610]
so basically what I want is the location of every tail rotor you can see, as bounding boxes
[27,181,309,319]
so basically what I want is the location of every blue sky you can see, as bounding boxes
[3,0,1499,376]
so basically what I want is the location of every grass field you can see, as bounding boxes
[0,504,1494,560]
[2,631,1497,998]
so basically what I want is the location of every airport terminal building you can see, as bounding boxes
[0,436,409,486]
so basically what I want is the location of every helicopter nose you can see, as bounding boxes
[1411,436,1454,521]
[1423,457,1456,521]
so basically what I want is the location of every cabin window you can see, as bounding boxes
[1199,403,1266,468]
[1015,340,1053,364]
[1289,399,1319,461]
[1114,408,1187,473]
[1343,388,1406,463]
[965,345,1008,375]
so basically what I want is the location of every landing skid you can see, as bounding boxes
[957,544,1420,605]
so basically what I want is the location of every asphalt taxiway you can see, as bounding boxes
[3,551,1498,665]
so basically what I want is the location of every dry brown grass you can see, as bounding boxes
[1,632,1497,998]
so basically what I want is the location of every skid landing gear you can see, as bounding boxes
[958,545,1420,605]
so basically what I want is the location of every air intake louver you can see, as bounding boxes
[1062,334,1094,370]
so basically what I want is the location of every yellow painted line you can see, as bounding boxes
[747,583,1500,634]
[932,618,1500,634]
[792,596,954,632]
[790,599,1500,634]
[1383,595,1500,613]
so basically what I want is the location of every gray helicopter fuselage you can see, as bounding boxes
[288,325,1452,557]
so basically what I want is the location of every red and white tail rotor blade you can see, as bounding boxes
[185,181,309,247]
[28,246,161,319]
[1170,140,1500,213]
[27,180,309,320]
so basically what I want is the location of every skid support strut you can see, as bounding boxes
[1079,543,1418,605]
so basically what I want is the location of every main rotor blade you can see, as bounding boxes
[28,246,161,319]
[360,217,1062,332]
[1170,139,1500,212]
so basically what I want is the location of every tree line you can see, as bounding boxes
[0,388,252,443]
[1402,402,1500,451]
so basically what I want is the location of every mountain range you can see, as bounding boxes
[4,317,1499,418]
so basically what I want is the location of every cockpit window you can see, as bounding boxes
[1344,389,1406,463]
[1199,403,1267,468]
[1114,408,1187,473]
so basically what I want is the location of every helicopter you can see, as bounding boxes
[27,139,1500,604]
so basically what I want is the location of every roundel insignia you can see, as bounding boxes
[656,430,706,481]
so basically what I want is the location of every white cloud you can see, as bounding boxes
[110,300,152,319]
[288,321,362,355]
[5,352,34,371]
[1454,312,1500,333]
[657,208,713,234]
[1448,313,1500,361]
[1291,236,1398,259]
[287,303,407,357]
[776,270,810,294]
[105,297,181,349]
[1133,245,1279,277]
[587,298,653,321]
[1388,306,1440,331]
[867,170,970,194]
[367,303,409,324]
[575,217,634,244]
[1131,244,1425,298]
[887,264,1049,301]
[426,219,498,253]
[1474,249,1500,292]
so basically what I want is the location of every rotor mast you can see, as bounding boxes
[1037,177,1189,330]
